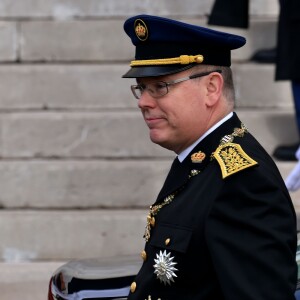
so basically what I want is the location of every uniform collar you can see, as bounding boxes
[155,112,241,203]
[177,112,233,162]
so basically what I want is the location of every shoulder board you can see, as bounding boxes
[213,142,258,179]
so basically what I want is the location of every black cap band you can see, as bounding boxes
[135,43,231,66]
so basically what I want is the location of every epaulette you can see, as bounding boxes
[213,142,258,179]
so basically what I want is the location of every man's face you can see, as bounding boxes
[137,69,213,154]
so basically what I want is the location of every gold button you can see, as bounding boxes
[141,250,147,261]
[150,217,155,227]
[165,238,171,246]
[130,281,137,293]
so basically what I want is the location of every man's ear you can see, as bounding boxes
[205,72,224,107]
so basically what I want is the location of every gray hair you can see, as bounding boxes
[190,65,235,104]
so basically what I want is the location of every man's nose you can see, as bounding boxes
[138,91,157,109]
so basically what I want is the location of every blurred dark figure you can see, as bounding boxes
[208,0,300,161]
[273,0,300,161]
[208,0,275,63]
[208,0,249,29]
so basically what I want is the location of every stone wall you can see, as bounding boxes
[0,0,292,263]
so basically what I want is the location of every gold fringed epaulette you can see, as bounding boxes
[213,143,258,179]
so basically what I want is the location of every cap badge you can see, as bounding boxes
[154,250,178,285]
[191,151,206,163]
[134,19,148,41]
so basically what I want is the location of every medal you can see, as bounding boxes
[154,250,178,285]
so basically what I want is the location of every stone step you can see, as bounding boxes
[0,210,146,261]
[0,160,171,208]
[19,18,276,62]
[0,183,300,262]
[0,261,64,300]
[1,13,277,62]
[238,109,298,155]
[0,108,296,160]
[0,155,294,208]
[234,64,293,109]
[0,63,290,109]
[0,0,278,19]
[0,111,297,209]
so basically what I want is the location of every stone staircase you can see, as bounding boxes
[0,0,299,299]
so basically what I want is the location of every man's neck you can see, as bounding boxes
[177,111,233,162]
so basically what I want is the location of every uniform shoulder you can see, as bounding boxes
[213,142,258,179]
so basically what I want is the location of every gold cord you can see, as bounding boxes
[131,54,204,67]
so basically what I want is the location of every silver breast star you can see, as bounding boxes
[153,250,178,285]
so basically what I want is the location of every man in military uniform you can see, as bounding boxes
[122,15,297,300]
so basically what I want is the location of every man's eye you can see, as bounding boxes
[154,82,166,90]
[139,84,146,90]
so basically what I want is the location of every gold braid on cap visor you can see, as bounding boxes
[130,54,204,66]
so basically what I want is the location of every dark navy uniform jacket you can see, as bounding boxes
[128,112,297,300]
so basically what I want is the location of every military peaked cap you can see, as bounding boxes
[122,14,246,78]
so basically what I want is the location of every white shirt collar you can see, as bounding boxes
[177,112,233,162]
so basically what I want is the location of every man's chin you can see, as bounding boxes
[150,136,162,145]
[149,135,172,151]
[150,135,163,145]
